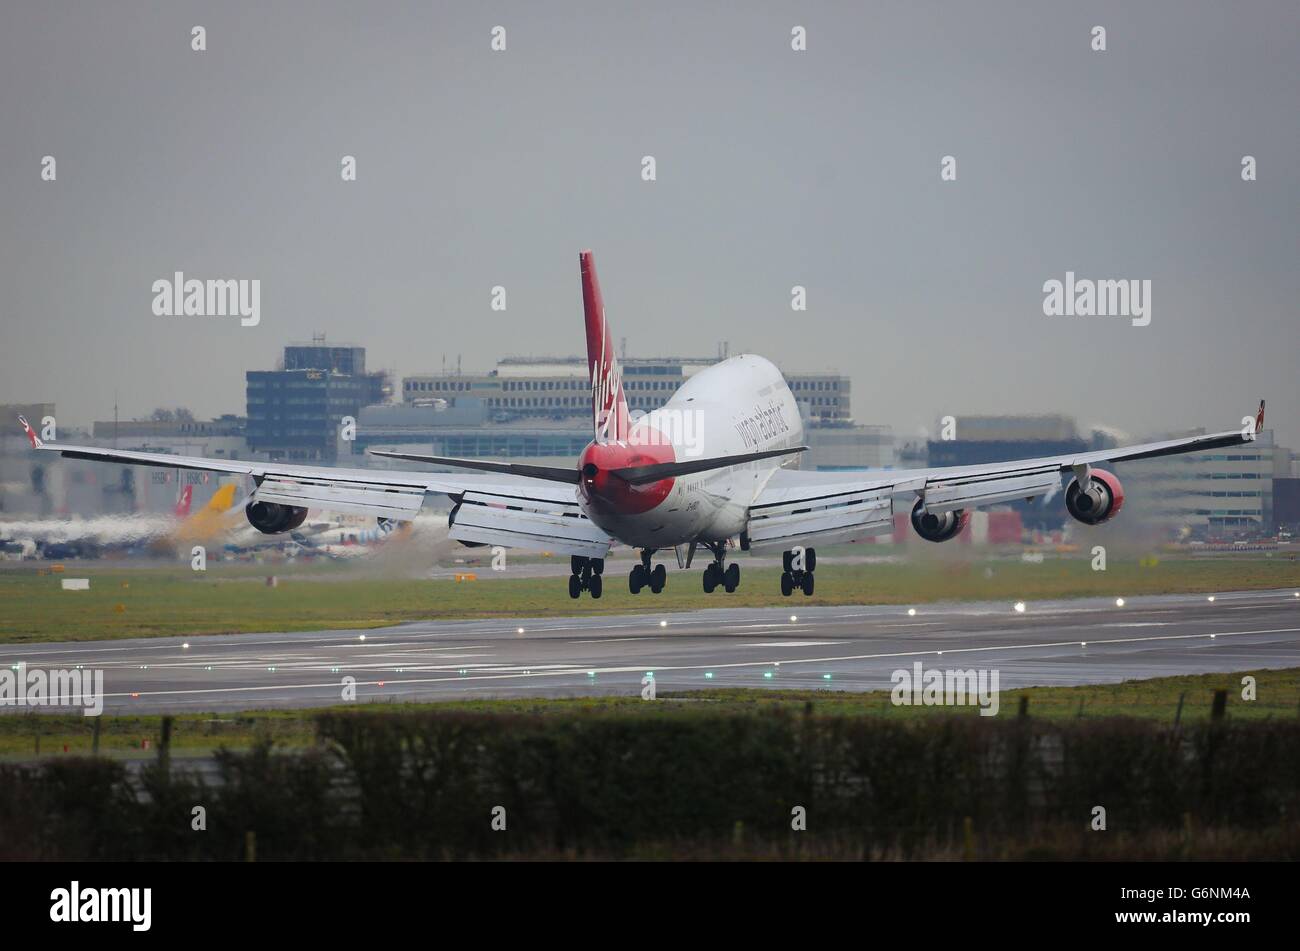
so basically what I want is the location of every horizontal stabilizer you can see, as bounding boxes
[611,446,806,485]
[369,450,580,484]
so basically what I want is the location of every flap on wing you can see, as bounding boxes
[449,491,611,558]
[922,469,1060,513]
[747,485,895,550]
[253,476,427,521]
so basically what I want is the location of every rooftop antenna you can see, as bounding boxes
[620,336,627,361]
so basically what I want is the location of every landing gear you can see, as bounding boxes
[629,551,666,595]
[701,543,740,593]
[568,556,604,599]
[780,547,816,597]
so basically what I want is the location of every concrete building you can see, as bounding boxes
[403,355,852,423]
[1119,429,1291,538]
[247,340,390,462]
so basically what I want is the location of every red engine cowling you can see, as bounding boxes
[911,500,970,543]
[1065,470,1125,525]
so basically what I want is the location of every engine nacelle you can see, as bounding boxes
[911,500,969,543]
[245,501,308,535]
[1065,470,1125,525]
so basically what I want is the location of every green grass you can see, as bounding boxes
[2,554,1296,643]
[2,666,1296,758]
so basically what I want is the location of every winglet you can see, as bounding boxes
[1255,399,1265,435]
[17,415,43,449]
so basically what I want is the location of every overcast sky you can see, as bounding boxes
[1,1,1296,446]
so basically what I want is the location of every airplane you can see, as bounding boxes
[17,251,1266,599]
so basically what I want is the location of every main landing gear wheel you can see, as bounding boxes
[630,552,665,595]
[701,543,740,594]
[780,547,817,597]
[568,556,604,599]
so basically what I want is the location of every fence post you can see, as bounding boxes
[158,715,173,774]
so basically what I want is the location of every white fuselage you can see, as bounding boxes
[578,354,804,549]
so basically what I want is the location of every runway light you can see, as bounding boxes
[937,651,943,656]
[822,674,832,680]
[182,642,190,649]
[660,620,668,628]
[1013,602,1026,614]
[705,672,714,679]
[1115,598,1125,608]
[1210,634,1216,639]
[1293,592,1299,598]
[789,615,798,622]
[1207,596,1216,603]
[587,671,595,677]
[517,627,525,634]
[1081,642,1087,647]
[763,671,773,679]
[907,608,917,617]
[359,634,366,641]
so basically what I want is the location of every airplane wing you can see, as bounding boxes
[21,430,611,558]
[744,403,1265,551]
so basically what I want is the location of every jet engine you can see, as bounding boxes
[1065,470,1125,525]
[910,500,969,543]
[245,501,309,534]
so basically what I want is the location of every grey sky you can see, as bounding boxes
[1,1,1296,446]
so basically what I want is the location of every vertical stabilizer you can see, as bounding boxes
[580,251,630,443]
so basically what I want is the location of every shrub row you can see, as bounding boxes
[2,712,1297,859]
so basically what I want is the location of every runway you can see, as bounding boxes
[2,588,1298,713]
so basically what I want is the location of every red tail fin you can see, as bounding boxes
[581,251,629,443]
[174,485,193,518]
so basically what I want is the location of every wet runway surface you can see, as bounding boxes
[3,588,1298,713]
